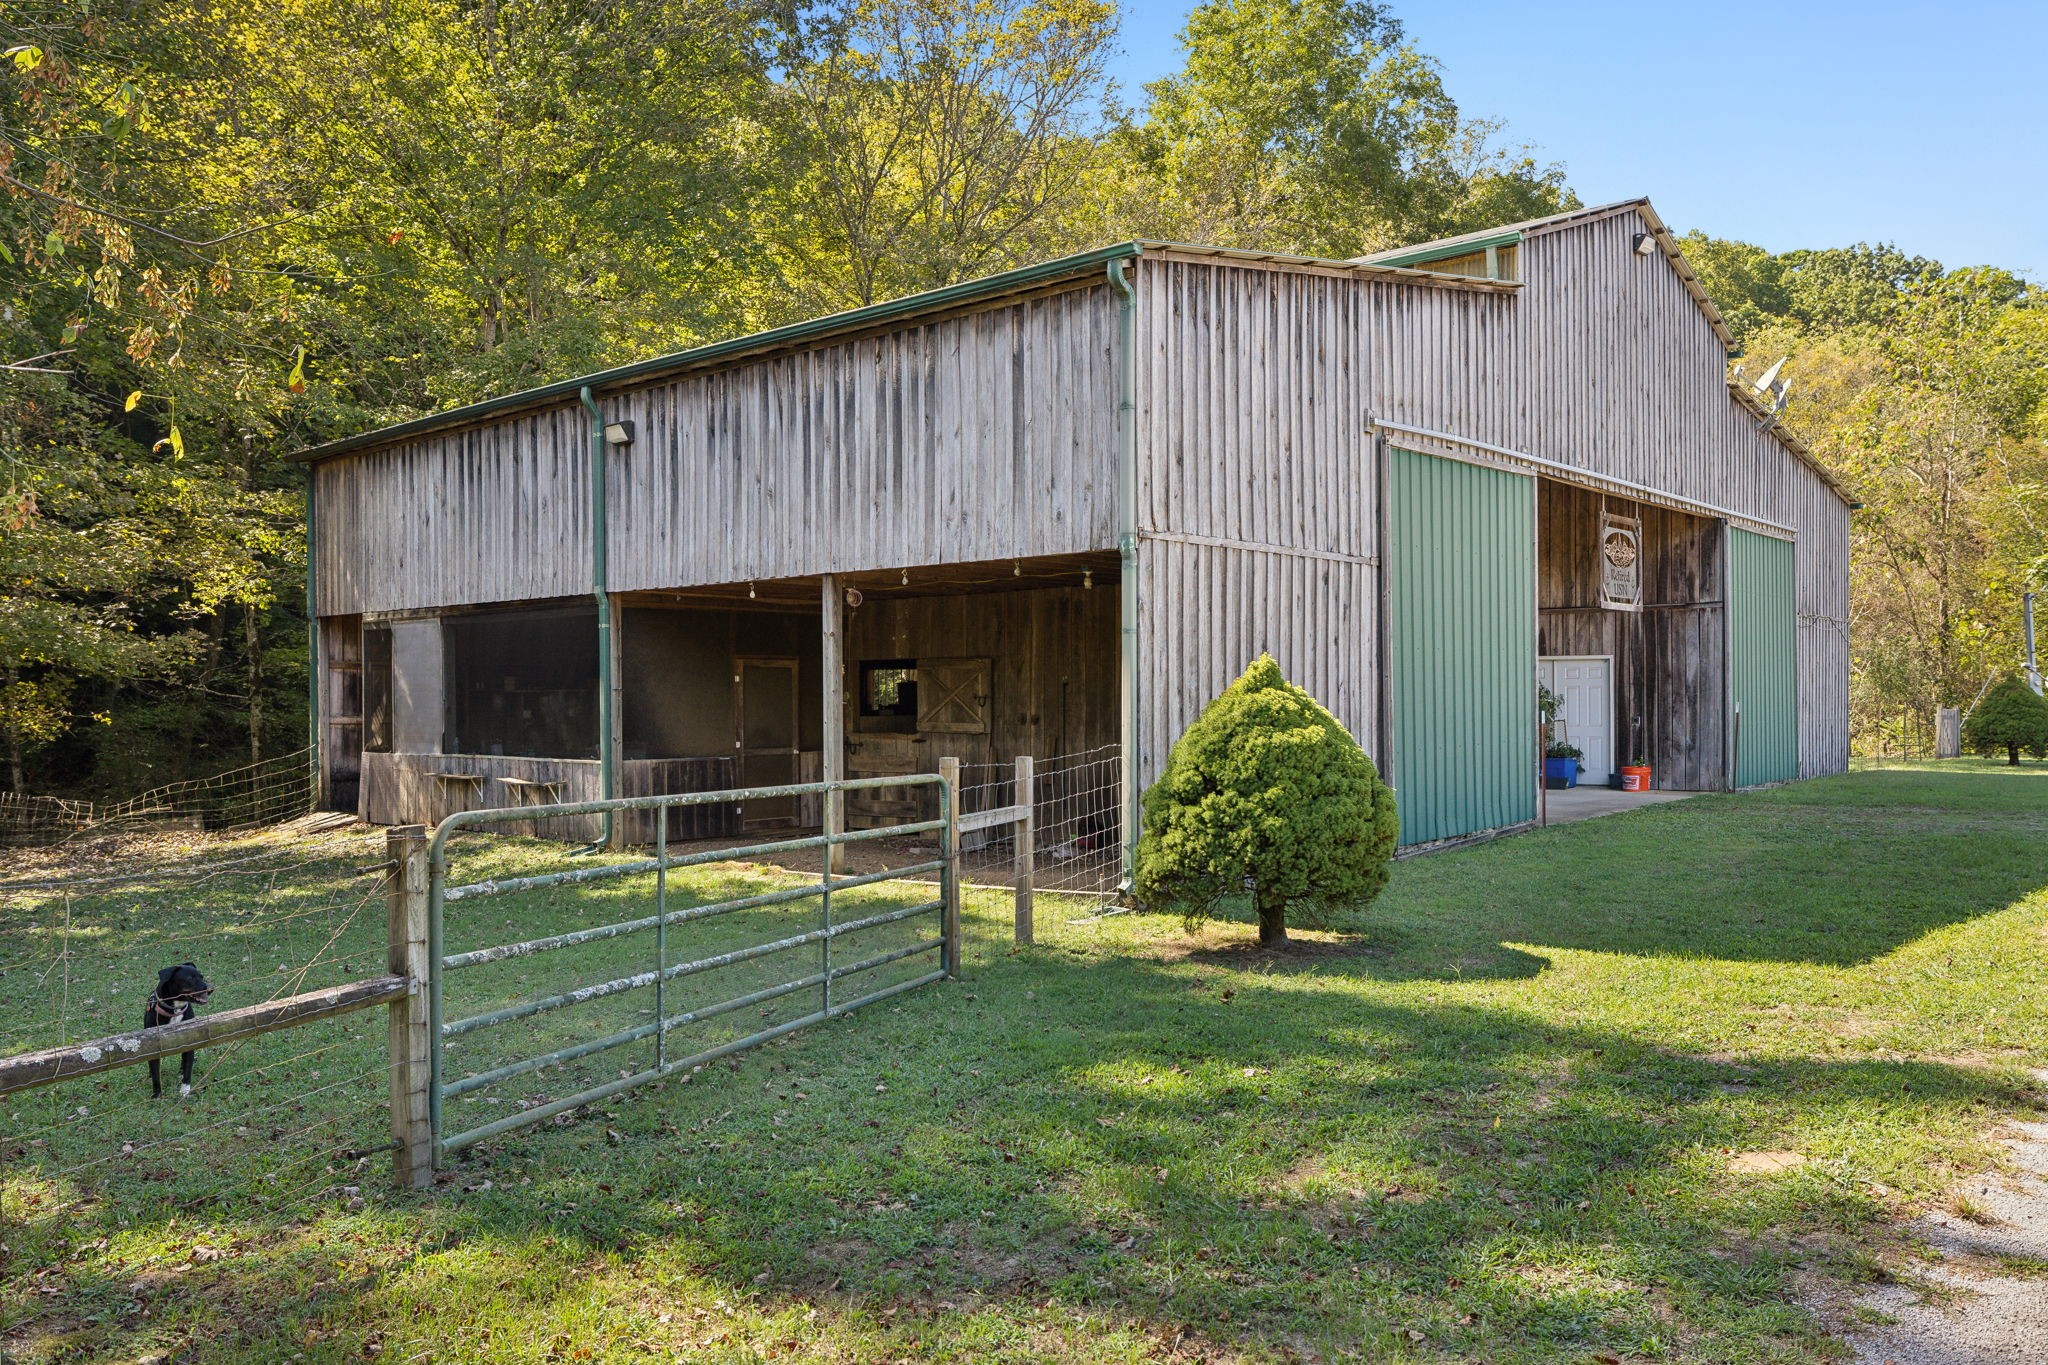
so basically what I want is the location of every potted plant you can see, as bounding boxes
[1544,740,1584,789]
[1619,715,1651,791]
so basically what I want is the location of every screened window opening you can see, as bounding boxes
[362,625,393,754]
[444,608,598,758]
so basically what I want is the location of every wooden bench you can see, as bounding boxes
[498,777,564,804]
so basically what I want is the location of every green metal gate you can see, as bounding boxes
[426,774,956,1160]
[1387,447,1537,845]
[1729,529,1798,786]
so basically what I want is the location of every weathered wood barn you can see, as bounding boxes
[298,198,1852,856]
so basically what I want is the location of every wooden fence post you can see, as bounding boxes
[937,757,962,977]
[385,825,433,1189]
[1013,754,1034,945]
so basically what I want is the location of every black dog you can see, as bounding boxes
[145,962,212,1098]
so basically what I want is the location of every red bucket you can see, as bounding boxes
[1621,765,1652,792]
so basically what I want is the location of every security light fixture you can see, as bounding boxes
[1632,232,1657,257]
[602,419,635,447]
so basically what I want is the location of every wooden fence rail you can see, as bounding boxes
[0,975,410,1096]
[0,824,436,1192]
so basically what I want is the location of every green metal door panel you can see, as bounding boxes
[1388,448,1536,845]
[1730,529,1797,786]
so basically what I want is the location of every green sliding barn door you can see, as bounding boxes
[1729,528,1798,786]
[1388,448,1536,845]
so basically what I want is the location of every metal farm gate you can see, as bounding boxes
[426,775,957,1160]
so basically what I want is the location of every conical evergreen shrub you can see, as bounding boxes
[1132,654,1399,945]
[1962,675,2048,765]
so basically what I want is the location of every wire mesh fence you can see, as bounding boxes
[957,743,1122,895]
[0,746,318,845]
[0,826,407,1272]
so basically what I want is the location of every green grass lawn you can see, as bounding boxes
[4,760,2046,1363]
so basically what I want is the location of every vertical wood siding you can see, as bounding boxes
[1387,448,1537,844]
[314,287,1121,615]
[610,286,1120,594]
[1131,258,1378,784]
[1537,482,1727,790]
[313,408,591,615]
[1367,208,1850,780]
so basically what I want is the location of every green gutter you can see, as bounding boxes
[1365,229,1523,272]
[579,386,617,852]
[292,243,1145,465]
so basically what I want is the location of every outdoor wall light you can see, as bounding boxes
[1632,232,1657,257]
[602,420,635,446]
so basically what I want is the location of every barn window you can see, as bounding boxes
[362,625,393,754]
[443,607,599,758]
[859,660,918,718]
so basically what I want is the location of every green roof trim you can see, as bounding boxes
[291,242,1145,464]
[1365,229,1523,271]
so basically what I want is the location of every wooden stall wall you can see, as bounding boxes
[361,752,604,842]
[1131,255,1379,784]
[1367,206,1850,778]
[842,582,1117,826]
[317,616,363,812]
[1537,482,1727,790]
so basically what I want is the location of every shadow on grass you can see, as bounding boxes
[13,936,2035,1364]
[1354,767,2048,975]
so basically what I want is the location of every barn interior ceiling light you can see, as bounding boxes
[603,420,635,446]
[1632,232,1657,257]
[1083,568,1094,589]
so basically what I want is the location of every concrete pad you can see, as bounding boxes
[1537,785,1702,825]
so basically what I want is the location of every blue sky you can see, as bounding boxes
[1104,1,2046,275]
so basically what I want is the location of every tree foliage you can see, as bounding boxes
[1687,229,2048,751]
[1961,676,2048,765]
[1,0,1577,798]
[1123,0,1572,256]
[1133,655,1398,946]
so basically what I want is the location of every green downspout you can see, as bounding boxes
[1107,258,1139,889]
[579,386,617,851]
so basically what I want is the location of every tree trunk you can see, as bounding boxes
[245,604,264,764]
[2009,742,2020,766]
[1255,888,1288,947]
[3,667,19,792]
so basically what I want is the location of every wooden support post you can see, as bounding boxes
[938,756,962,977]
[386,825,433,1190]
[1013,754,1034,944]
[821,574,847,874]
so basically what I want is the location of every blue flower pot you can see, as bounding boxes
[1543,757,1581,789]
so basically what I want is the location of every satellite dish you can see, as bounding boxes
[1752,356,1787,396]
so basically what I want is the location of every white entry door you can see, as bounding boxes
[1538,657,1614,783]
